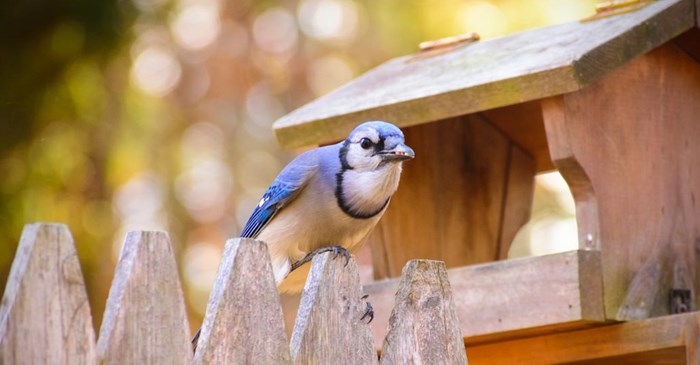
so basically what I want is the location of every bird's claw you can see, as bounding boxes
[291,245,352,272]
[329,246,351,267]
[360,295,374,324]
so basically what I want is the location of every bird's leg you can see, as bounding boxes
[191,328,201,353]
[291,245,351,271]
[360,294,374,323]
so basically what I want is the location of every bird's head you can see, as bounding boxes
[342,121,415,172]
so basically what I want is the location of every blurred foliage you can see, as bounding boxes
[0,0,594,331]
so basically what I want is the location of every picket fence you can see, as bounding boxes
[0,223,468,364]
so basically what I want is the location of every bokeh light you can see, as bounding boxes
[252,8,299,54]
[297,0,360,43]
[458,1,508,39]
[172,3,222,51]
[306,54,355,96]
[131,46,183,96]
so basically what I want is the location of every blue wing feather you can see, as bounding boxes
[239,149,321,238]
[240,182,299,238]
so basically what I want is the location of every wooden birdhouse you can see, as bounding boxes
[274,1,700,363]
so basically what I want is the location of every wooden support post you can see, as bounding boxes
[369,115,535,278]
[541,43,700,319]
[290,253,377,365]
[380,260,467,365]
[96,231,191,364]
[0,223,96,364]
[194,238,291,365]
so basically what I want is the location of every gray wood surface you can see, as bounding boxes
[96,231,192,364]
[273,0,694,149]
[365,250,604,348]
[290,253,377,365]
[0,223,96,365]
[194,238,291,365]
[380,260,467,365]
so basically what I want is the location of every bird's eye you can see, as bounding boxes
[360,138,372,149]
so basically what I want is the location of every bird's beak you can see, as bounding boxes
[378,143,415,162]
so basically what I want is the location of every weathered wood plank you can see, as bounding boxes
[0,223,96,365]
[365,250,604,349]
[368,115,511,279]
[290,253,377,365]
[467,312,700,365]
[96,231,191,364]
[273,0,694,149]
[541,43,700,320]
[380,260,467,365]
[194,238,290,365]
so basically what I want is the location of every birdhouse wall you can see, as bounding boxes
[541,43,700,320]
[368,114,536,279]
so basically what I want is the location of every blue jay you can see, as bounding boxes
[248,120,414,285]
[192,121,413,349]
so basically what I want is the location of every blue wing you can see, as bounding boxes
[239,150,320,238]
[240,181,302,238]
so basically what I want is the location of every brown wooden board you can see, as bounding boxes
[364,250,605,349]
[541,43,700,320]
[368,114,534,279]
[497,144,536,259]
[273,0,694,149]
[0,223,96,365]
[466,312,700,365]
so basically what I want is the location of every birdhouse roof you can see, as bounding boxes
[273,0,695,148]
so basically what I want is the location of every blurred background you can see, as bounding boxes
[0,0,592,333]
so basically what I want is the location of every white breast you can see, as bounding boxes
[340,163,402,215]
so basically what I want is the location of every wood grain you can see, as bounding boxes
[290,253,377,365]
[497,144,536,259]
[481,101,553,172]
[273,0,694,149]
[194,238,291,365]
[467,312,700,365]
[541,43,700,320]
[365,250,605,349]
[369,115,512,279]
[96,231,191,365]
[541,97,601,252]
[379,260,467,365]
[0,223,96,365]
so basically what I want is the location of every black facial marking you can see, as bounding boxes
[373,137,385,154]
[335,139,390,219]
[338,140,352,170]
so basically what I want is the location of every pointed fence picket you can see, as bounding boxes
[0,223,469,364]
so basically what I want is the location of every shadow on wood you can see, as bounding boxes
[96,231,192,364]
[194,238,290,365]
[0,223,96,365]
[291,252,377,365]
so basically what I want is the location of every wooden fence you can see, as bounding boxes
[0,223,468,364]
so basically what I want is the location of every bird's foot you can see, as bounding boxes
[360,294,374,324]
[291,245,351,271]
